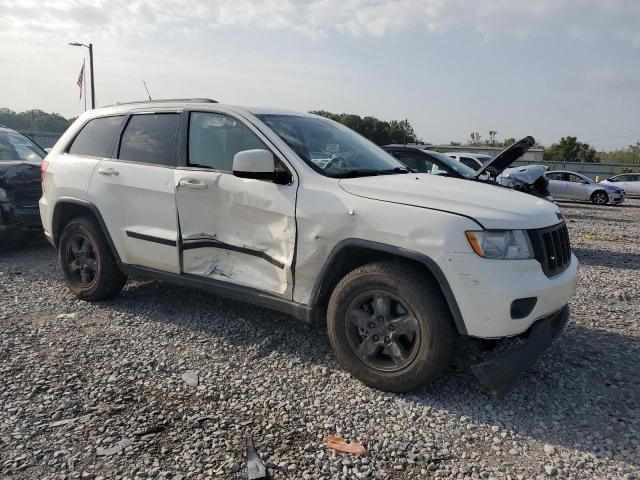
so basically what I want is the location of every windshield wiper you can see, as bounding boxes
[379,167,412,174]
[331,169,385,178]
[332,167,412,178]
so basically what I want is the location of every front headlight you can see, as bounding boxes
[0,188,7,201]
[465,230,534,260]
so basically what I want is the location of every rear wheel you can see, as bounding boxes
[591,190,608,205]
[58,217,126,301]
[327,262,455,392]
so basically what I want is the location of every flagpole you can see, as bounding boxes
[83,59,87,112]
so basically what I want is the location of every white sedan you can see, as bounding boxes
[600,173,640,196]
[545,170,625,205]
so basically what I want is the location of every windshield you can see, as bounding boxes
[424,150,477,178]
[256,114,407,178]
[0,131,46,162]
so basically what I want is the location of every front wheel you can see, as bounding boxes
[58,217,126,301]
[591,190,608,205]
[327,262,455,392]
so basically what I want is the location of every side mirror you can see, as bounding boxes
[478,172,491,181]
[232,149,291,184]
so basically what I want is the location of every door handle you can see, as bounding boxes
[97,168,119,176]
[178,179,208,189]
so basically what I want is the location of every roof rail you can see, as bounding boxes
[106,98,219,107]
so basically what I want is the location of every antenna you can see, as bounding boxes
[142,81,152,100]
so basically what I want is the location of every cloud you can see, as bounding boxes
[1,0,639,43]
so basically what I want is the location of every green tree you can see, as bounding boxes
[468,131,482,145]
[598,142,640,165]
[310,110,420,145]
[0,108,73,133]
[544,136,598,163]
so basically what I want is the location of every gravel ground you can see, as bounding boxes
[1,199,639,480]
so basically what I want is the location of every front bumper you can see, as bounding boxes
[438,252,578,338]
[0,202,42,247]
[471,305,569,399]
[0,202,22,246]
[609,193,625,204]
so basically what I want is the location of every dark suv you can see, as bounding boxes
[0,126,46,247]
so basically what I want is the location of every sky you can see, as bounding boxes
[1,0,640,150]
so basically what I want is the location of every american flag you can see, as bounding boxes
[76,61,84,99]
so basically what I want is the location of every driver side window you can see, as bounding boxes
[568,174,584,183]
[395,152,433,173]
[188,112,266,171]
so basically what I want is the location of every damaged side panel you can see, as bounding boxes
[292,180,479,305]
[174,170,296,297]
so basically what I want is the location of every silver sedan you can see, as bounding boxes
[545,170,625,205]
[600,173,640,196]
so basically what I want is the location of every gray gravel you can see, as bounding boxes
[1,199,639,479]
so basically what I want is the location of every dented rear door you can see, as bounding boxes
[174,110,297,298]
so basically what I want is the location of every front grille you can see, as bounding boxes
[12,184,42,208]
[527,222,572,277]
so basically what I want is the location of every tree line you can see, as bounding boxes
[310,110,420,145]
[0,108,75,133]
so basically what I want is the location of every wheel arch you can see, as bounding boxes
[51,197,122,264]
[590,189,609,204]
[308,239,467,335]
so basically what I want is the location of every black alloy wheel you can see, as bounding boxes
[346,290,421,372]
[65,233,98,286]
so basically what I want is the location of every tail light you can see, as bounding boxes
[41,160,49,182]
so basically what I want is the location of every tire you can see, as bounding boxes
[591,190,608,205]
[327,262,456,392]
[58,216,126,301]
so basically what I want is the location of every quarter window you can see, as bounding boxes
[118,114,180,166]
[188,112,265,171]
[68,116,124,158]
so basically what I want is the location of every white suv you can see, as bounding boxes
[40,99,578,397]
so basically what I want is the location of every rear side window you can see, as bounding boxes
[118,114,179,166]
[68,116,124,158]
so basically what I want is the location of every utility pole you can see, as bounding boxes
[69,42,96,109]
[88,43,95,109]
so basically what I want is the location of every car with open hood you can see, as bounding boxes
[384,137,553,200]
[40,101,578,398]
[0,126,46,247]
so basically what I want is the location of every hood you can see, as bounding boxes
[0,161,42,188]
[339,173,562,230]
[599,183,623,192]
[497,164,548,184]
[474,136,536,178]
